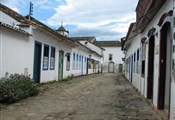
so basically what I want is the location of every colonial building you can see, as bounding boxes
[94,41,124,73]
[70,36,104,74]
[0,4,103,83]
[122,0,175,119]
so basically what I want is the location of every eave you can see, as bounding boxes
[0,22,32,36]
[136,0,167,33]
[29,17,77,47]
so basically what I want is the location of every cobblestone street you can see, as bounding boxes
[0,73,159,120]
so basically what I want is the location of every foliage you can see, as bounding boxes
[63,74,74,81]
[0,74,39,103]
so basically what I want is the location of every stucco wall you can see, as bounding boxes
[103,46,124,73]
[1,27,33,78]
[124,0,174,118]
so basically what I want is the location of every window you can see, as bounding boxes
[50,47,55,70]
[79,55,81,70]
[141,43,146,77]
[134,52,136,62]
[141,60,145,77]
[73,53,75,70]
[109,54,112,61]
[43,44,49,70]
[66,53,70,71]
[76,54,78,70]
[136,48,139,73]
[88,59,91,69]
[137,49,139,61]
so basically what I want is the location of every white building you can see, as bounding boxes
[94,41,124,73]
[122,0,175,119]
[0,4,103,83]
[71,37,104,73]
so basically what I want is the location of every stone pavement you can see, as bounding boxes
[114,74,159,120]
[0,73,160,120]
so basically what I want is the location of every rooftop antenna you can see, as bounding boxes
[28,1,33,20]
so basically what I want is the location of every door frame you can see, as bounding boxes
[33,41,42,83]
[108,61,114,73]
[147,35,155,100]
[58,50,64,80]
[158,22,172,113]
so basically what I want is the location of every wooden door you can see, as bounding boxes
[58,50,64,80]
[33,42,42,83]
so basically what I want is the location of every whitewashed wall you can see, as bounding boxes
[140,0,173,107]
[0,11,33,78]
[71,46,90,76]
[79,41,103,56]
[103,47,124,72]
[32,28,74,82]
[1,27,33,78]
[124,0,174,118]
[125,34,141,90]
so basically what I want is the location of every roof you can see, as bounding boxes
[70,36,96,43]
[94,41,121,47]
[1,3,76,47]
[0,22,32,36]
[135,0,167,32]
[57,26,66,31]
[0,3,30,25]
[76,41,102,57]
[27,16,76,46]
[125,22,137,41]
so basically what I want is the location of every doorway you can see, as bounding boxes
[108,62,114,73]
[33,41,42,83]
[147,35,155,100]
[58,50,64,80]
[81,56,83,75]
[158,22,171,111]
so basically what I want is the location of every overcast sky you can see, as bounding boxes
[1,0,139,41]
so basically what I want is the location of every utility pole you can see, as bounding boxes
[28,1,33,21]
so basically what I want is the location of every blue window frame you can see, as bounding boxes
[73,53,75,70]
[76,54,78,70]
[50,46,55,70]
[43,44,49,70]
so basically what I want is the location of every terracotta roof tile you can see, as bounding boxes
[0,22,32,36]
[94,41,121,47]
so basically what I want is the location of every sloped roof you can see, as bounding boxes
[1,3,76,47]
[70,36,96,42]
[0,22,32,36]
[94,41,121,47]
[125,22,137,41]
[76,41,102,57]
[28,17,76,46]
[0,3,30,24]
[57,26,66,31]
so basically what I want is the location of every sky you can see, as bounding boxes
[1,0,139,41]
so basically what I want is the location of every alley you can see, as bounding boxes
[0,73,159,120]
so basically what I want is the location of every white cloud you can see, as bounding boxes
[1,0,139,40]
[47,0,138,40]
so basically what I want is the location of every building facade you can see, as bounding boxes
[122,0,175,119]
[94,41,124,73]
[0,4,103,83]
